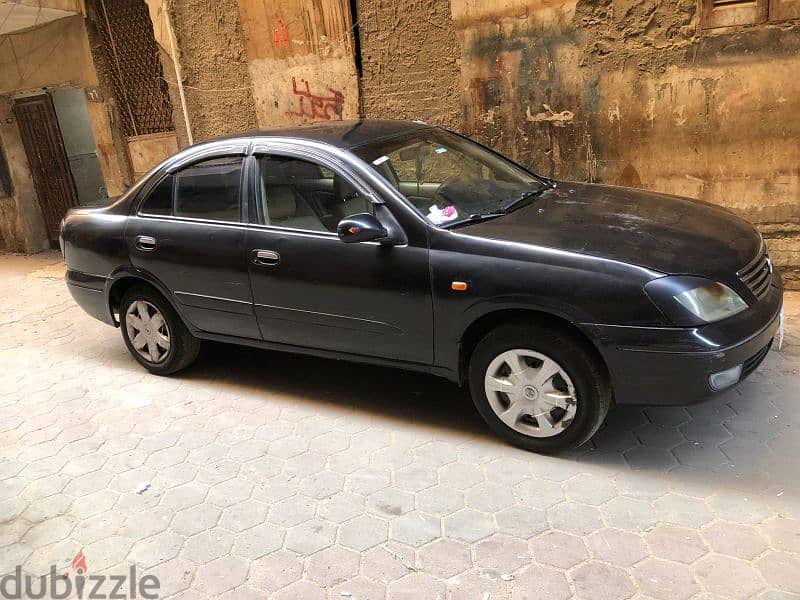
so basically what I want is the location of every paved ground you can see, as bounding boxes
[1,251,799,600]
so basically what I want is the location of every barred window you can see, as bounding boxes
[89,0,174,137]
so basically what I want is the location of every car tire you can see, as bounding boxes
[468,321,610,453]
[120,285,200,375]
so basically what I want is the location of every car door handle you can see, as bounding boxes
[136,235,157,251]
[252,249,280,266]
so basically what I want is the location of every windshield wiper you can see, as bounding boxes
[501,182,553,213]
[442,182,555,230]
[441,210,506,229]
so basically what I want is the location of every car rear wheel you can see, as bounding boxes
[120,285,200,375]
[468,322,610,453]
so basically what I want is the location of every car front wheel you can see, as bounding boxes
[468,322,610,453]
[120,285,200,375]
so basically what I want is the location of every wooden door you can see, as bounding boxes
[13,94,79,242]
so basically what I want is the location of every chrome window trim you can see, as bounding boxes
[246,222,338,238]
[164,142,249,174]
[134,214,249,229]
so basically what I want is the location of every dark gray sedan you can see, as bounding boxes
[60,120,783,453]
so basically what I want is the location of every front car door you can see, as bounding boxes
[125,148,258,338]
[244,143,433,364]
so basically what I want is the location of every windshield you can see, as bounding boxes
[351,128,546,226]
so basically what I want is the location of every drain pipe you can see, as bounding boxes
[164,6,193,146]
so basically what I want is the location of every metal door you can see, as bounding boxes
[13,94,79,242]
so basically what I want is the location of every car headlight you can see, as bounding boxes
[645,276,748,326]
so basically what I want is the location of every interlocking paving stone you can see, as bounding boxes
[513,564,571,600]
[248,549,303,592]
[418,538,472,578]
[548,501,604,536]
[340,514,390,551]
[756,551,800,594]
[571,560,636,600]
[645,524,709,564]
[393,511,442,546]
[632,558,700,600]
[284,518,336,555]
[443,508,494,543]
[1,253,799,599]
[306,546,360,587]
[586,528,648,566]
[530,529,589,569]
[703,520,769,559]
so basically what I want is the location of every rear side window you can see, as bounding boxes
[139,175,173,216]
[174,157,243,222]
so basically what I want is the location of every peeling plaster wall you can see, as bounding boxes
[357,0,463,129]
[452,0,800,287]
[237,0,359,127]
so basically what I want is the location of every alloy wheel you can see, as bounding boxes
[125,300,171,363]
[484,349,577,438]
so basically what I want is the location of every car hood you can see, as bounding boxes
[456,182,761,279]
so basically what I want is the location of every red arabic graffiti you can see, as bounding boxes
[272,17,288,47]
[285,77,345,121]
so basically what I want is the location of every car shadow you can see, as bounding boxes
[185,341,493,441]
[171,341,798,499]
[183,340,658,458]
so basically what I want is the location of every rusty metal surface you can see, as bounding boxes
[12,94,79,242]
[89,0,174,137]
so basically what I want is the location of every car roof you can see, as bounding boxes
[207,119,432,150]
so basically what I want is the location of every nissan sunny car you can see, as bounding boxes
[61,120,783,453]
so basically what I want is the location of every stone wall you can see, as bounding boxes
[166,0,258,142]
[357,0,463,129]
[449,0,800,285]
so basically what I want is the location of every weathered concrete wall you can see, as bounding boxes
[451,0,800,286]
[358,0,463,129]
[0,16,125,252]
[237,0,359,127]
[166,0,258,142]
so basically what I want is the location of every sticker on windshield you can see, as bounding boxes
[434,147,447,154]
[372,155,390,165]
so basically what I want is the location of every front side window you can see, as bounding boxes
[256,156,373,233]
[351,128,545,226]
[174,157,243,222]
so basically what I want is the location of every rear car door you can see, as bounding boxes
[244,150,433,364]
[125,154,259,338]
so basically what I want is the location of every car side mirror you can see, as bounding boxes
[337,213,388,244]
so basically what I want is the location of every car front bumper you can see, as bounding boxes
[584,270,784,406]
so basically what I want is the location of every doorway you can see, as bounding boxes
[13,94,79,244]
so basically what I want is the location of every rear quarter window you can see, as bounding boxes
[139,175,173,216]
